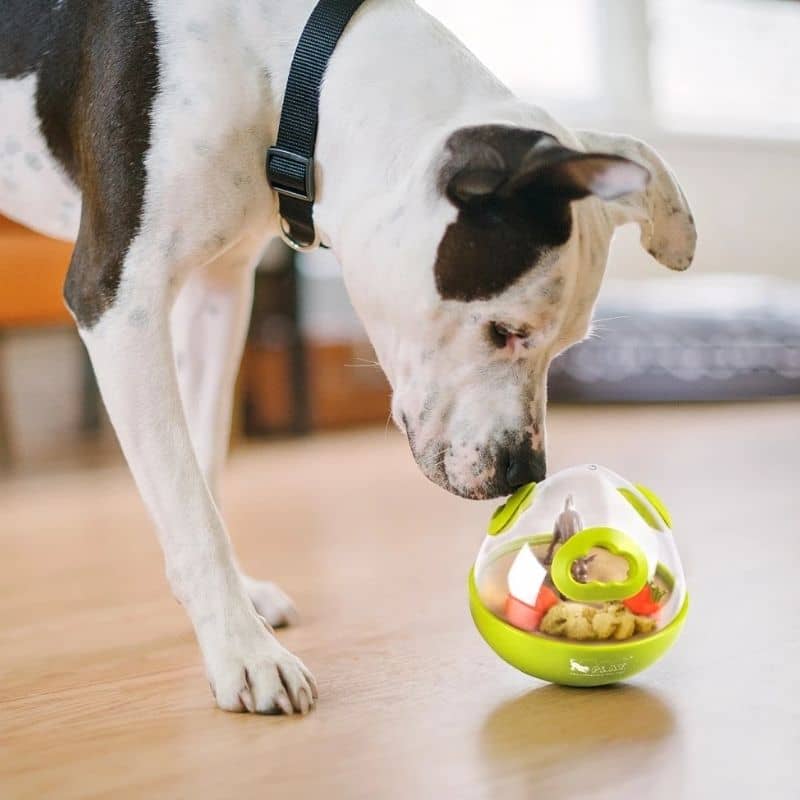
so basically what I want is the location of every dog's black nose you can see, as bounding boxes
[505,446,546,490]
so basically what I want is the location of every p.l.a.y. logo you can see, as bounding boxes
[569,656,633,677]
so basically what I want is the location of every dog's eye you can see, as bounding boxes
[489,321,517,349]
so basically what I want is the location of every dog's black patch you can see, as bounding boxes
[1,1,159,328]
[434,125,650,303]
[0,1,57,79]
[434,126,575,303]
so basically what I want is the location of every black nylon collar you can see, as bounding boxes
[266,0,369,250]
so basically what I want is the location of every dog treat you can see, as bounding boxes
[504,583,559,631]
[623,582,666,616]
[540,602,596,640]
[506,543,547,606]
[540,601,656,642]
[504,595,542,631]
[633,614,657,636]
[498,493,671,641]
[590,607,618,640]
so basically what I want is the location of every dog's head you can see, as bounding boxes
[335,123,695,499]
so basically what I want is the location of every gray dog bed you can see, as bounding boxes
[549,276,800,402]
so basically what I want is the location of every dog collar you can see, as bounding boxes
[266,0,369,251]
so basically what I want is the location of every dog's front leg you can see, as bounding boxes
[71,257,316,715]
[170,243,299,628]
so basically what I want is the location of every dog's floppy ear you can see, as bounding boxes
[506,145,650,202]
[446,135,651,208]
[576,130,697,270]
[435,126,659,302]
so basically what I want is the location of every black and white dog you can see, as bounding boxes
[0,0,695,715]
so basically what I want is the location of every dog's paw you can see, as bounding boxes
[241,575,299,628]
[204,612,317,715]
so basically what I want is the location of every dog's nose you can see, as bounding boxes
[505,446,546,490]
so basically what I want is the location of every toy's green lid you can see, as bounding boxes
[487,482,536,535]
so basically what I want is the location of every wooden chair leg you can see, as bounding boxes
[79,340,102,433]
[0,332,13,470]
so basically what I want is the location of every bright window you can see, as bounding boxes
[417,0,602,104]
[648,0,800,139]
[418,0,800,140]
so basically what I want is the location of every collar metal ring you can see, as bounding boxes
[279,217,320,253]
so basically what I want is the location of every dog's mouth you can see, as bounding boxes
[406,435,509,501]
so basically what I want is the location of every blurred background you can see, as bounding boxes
[1,0,799,474]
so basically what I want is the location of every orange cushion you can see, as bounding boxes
[0,216,74,327]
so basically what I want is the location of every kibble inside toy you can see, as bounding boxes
[470,464,688,686]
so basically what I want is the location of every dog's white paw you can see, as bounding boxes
[241,575,299,628]
[204,611,317,715]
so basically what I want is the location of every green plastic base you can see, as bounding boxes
[469,569,689,687]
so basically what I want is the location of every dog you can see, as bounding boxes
[0,0,695,715]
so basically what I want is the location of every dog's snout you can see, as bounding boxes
[505,446,546,491]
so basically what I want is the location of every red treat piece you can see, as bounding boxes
[623,583,665,616]
[504,595,543,632]
[534,585,559,615]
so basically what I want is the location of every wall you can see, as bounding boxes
[605,132,800,283]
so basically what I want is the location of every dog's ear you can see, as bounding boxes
[445,164,508,206]
[445,132,650,209]
[575,130,696,270]
[504,144,650,202]
[442,134,508,207]
[435,126,660,301]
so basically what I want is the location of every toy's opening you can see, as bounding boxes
[571,546,630,584]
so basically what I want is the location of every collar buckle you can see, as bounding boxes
[266,147,315,203]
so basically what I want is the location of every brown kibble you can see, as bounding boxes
[565,613,595,640]
[634,615,657,634]
[614,612,636,640]
[592,610,616,639]
[540,604,569,636]
[540,600,656,642]
[542,602,597,640]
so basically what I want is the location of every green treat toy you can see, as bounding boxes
[470,464,688,687]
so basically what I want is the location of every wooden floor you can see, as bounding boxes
[2,403,799,799]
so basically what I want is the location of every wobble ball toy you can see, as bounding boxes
[470,464,688,686]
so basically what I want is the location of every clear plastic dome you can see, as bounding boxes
[470,464,688,685]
